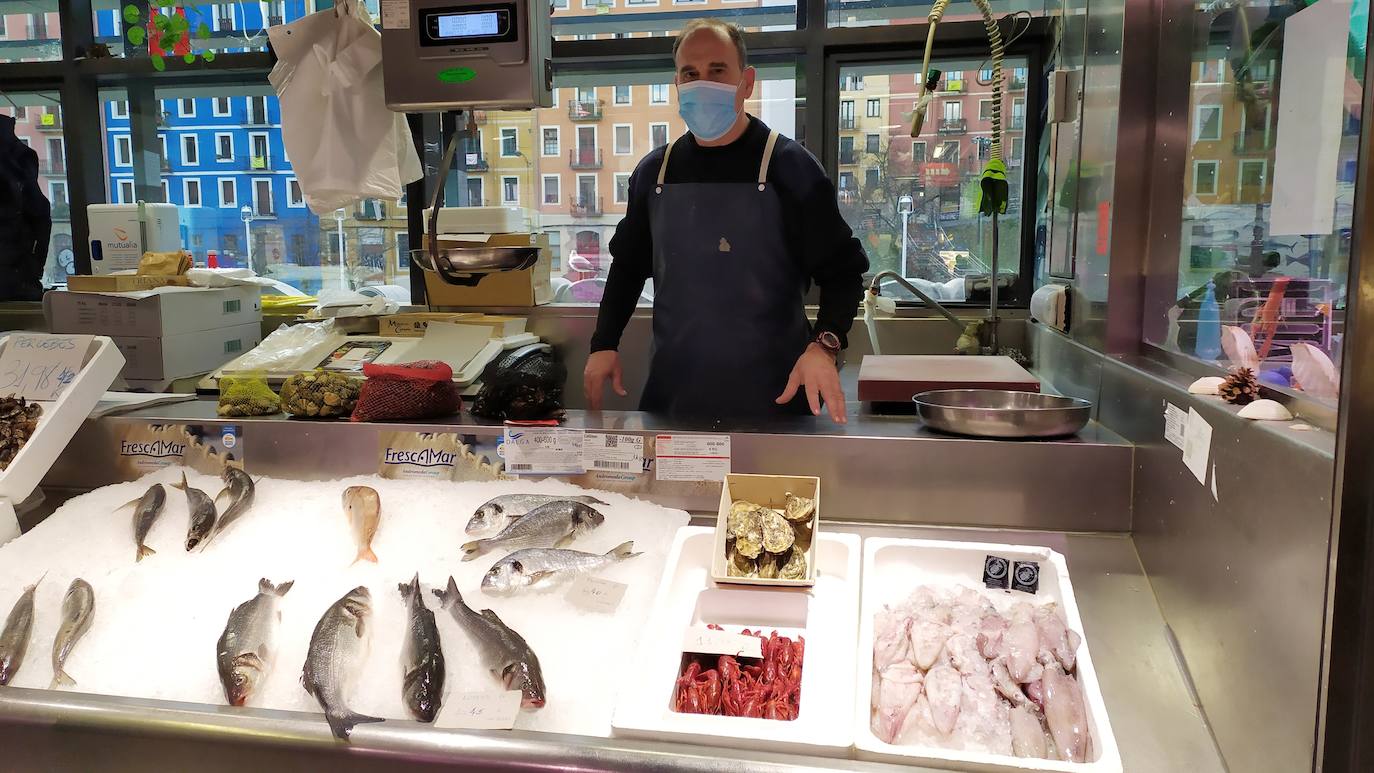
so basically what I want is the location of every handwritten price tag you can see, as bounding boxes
[681,626,763,659]
[0,333,92,402]
[565,575,628,614]
[435,690,523,730]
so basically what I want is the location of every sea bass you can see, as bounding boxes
[49,578,94,689]
[171,471,218,551]
[211,466,255,540]
[433,577,546,708]
[302,586,384,739]
[342,486,381,564]
[398,575,444,722]
[217,578,293,706]
[481,541,641,593]
[0,577,41,686]
[467,494,609,536]
[461,500,605,560]
[122,484,166,562]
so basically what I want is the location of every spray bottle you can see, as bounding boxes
[1195,280,1222,360]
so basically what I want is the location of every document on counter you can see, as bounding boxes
[1182,408,1212,486]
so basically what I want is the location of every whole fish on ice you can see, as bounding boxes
[49,578,94,689]
[0,577,41,686]
[481,541,641,593]
[218,578,293,706]
[342,486,382,564]
[120,483,166,562]
[434,577,546,708]
[302,586,384,739]
[467,494,608,536]
[210,466,255,541]
[461,500,604,560]
[398,575,445,722]
[171,471,217,551]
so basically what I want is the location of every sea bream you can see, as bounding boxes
[217,578,293,706]
[481,541,641,593]
[342,486,382,564]
[171,471,218,551]
[302,586,384,740]
[49,578,94,689]
[210,465,255,541]
[398,575,445,722]
[119,483,166,562]
[461,500,605,560]
[433,577,546,708]
[0,576,41,686]
[467,494,609,536]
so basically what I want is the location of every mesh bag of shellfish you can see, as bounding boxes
[350,360,461,423]
[279,370,361,419]
[469,347,566,421]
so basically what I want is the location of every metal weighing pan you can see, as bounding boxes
[913,389,1093,438]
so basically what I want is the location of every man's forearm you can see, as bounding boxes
[589,263,647,353]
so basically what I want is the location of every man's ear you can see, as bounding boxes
[741,66,758,101]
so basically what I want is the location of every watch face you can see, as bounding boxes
[817,331,841,351]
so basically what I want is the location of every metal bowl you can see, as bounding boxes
[913,389,1093,438]
[410,246,540,285]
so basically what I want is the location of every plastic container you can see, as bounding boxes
[711,473,820,588]
[854,537,1122,773]
[612,525,861,757]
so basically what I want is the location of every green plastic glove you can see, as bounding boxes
[977,158,1009,217]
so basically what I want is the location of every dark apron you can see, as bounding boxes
[640,131,811,419]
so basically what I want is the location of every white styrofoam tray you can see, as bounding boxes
[612,525,861,756]
[855,538,1122,773]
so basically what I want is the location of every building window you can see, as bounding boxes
[466,177,484,206]
[288,178,305,207]
[1194,105,1222,141]
[937,140,959,163]
[650,84,669,104]
[551,0,568,8]
[46,137,64,172]
[216,133,234,160]
[943,101,962,120]
[250,132,270,168]
[866,99,880,118]
[1238,159,1267,201]
[979,68,994,82]
[577,174,598,204]
[865,134,879,154]
[542,126,559,157]
[111,101,129,119]
[249,96,269,124]
[160,179,170,203]
[979,100,993,121]
[543,174,560,205]
[1010,136,1024,160]
[114,136,132,166]
[614,124,632,155]
[840,100,855,129]
[212,97,232,117]
[614,173,631,204]
[181,134,199,166]
[502,176,520,204]
[178,98,196,118]
[253,178,274,216]
[49,181,67,206]
[838,172,855,191]
[841,74,864,91]
[500,128,518,157]
[117,180,135,203]
[219,178,237,207]
[913,141,926,163]
[865,167,880,188]
[183,178,202,207]
[650,122,669,149]
[1193,160,1219,196]
[614,85,631,105]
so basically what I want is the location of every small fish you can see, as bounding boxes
[171,471,218,551]
[49,578,95,689]
[481,541,641,593]
[398,575,445,722]
[467,494,608,536]
[433,577,546,708]
[218,578,294,707]
[0,576,42,686]
[119,484,166,562]
[302,586,384,740]
[342,486,381,564]
[461,500,605,561]
[210,466,255,541]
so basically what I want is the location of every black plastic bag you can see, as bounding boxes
[469,344,567,420]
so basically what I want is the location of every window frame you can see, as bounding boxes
[1192,159,1219,196]
[1237,158,1267,194]
[212,97,232,117]
[177,97,196,118]
[649,121,670,149]
[614,123,633,156]
[183,178,202,207]
[1194,104,1223,142]
[650,84,670,105]
[866,98,880,117]
[181,134,200,166]
[614,172,632,204]
[542,173,562,205]
[251,177,274,216]
[219,177,237,208]
[576,172,599,204]
[541,125,561,158]
[114,135,132,167]
[613,84,632,105]
[501,175,521,204]
[215,132,234,160]
[287,178,306,208]
[48,180,68,206]
[110,100,129,119]
[117,179,135,204]
[500,127,519,158]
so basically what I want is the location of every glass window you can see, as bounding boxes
[1192,161,1218,196]
[181,134,199,166]
[615,172,631,204]
[49,180,68,206]
[111,101,129,119]
[840,100,855,130]
[978,68,994,83]
[1,92,74,285]
[219,178,237,208]
[502,176,520,204]
[118,179,135,204]
[865,167,880,187]
[466,177,484,206]
[184,178,202,207]
[865,134,879,154]
[213,97,232,116]
[179,98,196,118]
[839,135,856,164]
[913,141,926,163]
[1,5,61,62]
[979,100,993,121]
[216,133,234,160]
[553,0,794,38]
[1195,105,1223,141]
[650,122,669,149]
[542,127,560,157]
[114,135,133,166]
[614,85,631,105]
[866,99,881,118]
[943,101,962,121]
[288,179,306,207]
[543,174,561,205]
[160,179,171,203]
[500,128,519,157]
[614,124,633,155]
[650,84,669,105]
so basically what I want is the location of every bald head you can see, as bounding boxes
[674,19,748,71]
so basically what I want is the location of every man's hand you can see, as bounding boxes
[584,350,627,410]
[776,343,847,423]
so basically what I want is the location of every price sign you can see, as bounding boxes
[565,575,628,614]
[436,690,523,730]
[0,333,92,402]
[655,434,730,482]
[583,433,644,473]
[503,427,586,475]
[681,626,763,659]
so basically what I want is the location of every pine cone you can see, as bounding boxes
[1220,367,1260,405]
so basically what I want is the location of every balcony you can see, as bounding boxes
[52,204,71,222]
[840,116,856,130]
[839,148,858,165]
[1233,131,1275,155]
[570,148,603,170]
[459,152,489,172]
[568,100,604,122]
[571,196,603,218]
[250,155,272,170]
[942,79,965,93]
[38,160,65,176]
[938,118,967,134]
[36,113,61,132]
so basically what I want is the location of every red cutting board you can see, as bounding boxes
[857,355,1040,402]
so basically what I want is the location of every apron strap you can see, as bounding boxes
[656,137,679,189]
[758,131,780,187]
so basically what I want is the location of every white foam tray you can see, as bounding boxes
[612,525,861,757]
[854,538,1122,773]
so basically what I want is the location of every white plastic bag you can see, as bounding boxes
[267,3,421,216]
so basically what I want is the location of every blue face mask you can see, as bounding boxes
[677,80,741,142]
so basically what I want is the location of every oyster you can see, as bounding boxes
[761,508,795,553]
[727,500,759,536]
[758,552,781,579]
[734,508,765,559]
[727,549,758,577]
[0,396,41,471]
[792,520,814,553]
[783,492,816,522]
[779,548,809,580]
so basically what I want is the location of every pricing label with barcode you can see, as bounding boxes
[503,427,586,475]
[583,433,644,473]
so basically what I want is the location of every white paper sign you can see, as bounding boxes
[565,575,628,614]
[655,434,730,482]
[1182,408,1212,486]
[436,691,522,730]
[682,626,763,658]
[583,433,644,473]
[1163,402,1188,451]
[380,0,411,29]
[503,427,586,475]
[0,333,92,402]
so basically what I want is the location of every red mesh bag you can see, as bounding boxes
[350,360,462,422]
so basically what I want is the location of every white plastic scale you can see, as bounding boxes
[0,334,125,544]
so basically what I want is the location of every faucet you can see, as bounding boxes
[865,271,984,357]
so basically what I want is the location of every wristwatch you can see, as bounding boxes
[812,330,843,368]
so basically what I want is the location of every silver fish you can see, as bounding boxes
[481,541,641,593]
[398,575,444,723]
[467,494,608,536]
[433,577,546,708]
[122,484,166,562]
[218,578,293,707]
[0,576,41,686]
[49,578,94,689]
[171,471,217,551]
[211,466,255,541]
[302,586,383,740]
[460,500,605,560]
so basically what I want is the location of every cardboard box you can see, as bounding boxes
[45,286,263,338]
[377,312,480,337]
[112,322,264,381]
[712,473,820,588]
[86,203,181,274]
[67,274,192,292]
[420,233,552,307]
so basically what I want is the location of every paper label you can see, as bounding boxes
[983,555,1011,589]
[1163,402,1187,451]
[380,0,411,29]
[681,626,763,659]
[435,691,522,730]
[1012,561,1040,594]
[317,341,389,372]
[0,333,92,402]
[655,434,730,482]
[565,575,628,614]
[503,427,586,475]
[1182,408,1212,486]
[378,431,462,480]
[583,433,644,473]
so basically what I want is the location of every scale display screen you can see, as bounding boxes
[420,4,517,45]
[435,11,500,38]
